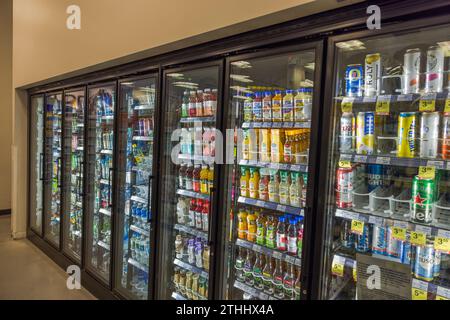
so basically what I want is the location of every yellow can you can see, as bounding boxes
[397,112,416,158]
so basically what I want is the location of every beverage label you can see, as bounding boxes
[294,99,304,121]
[273,276,285,299]
[244,101,253,122]
[240,180,248,197]
[283,279,294,296]
[288,236,298,254]
[263,273,274,294]
[283,100,294,121]
[256,227,265,245]
[280,187,289,205]
[188,210,196,227]
[263,101,272,122]
[253,101,263,121]
[266,228,276,248]
[277,233,287,251]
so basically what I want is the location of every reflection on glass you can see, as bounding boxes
[322,25,450,300]
[116,78,156,300]
[221,51,316,300]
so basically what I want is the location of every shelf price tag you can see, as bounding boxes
[434,237,450,252]
[436,295,449,300]
[338,160,352,169]
[341,98,354,113]
[412,288,428,300]
[331,256,345,277]
[376,95,391,114]
[352,261,357,282]
[351,220,365,235]
[418,166,436,180]
[391,227,407,241]
[410,231,426,246]
[419,93,437,112]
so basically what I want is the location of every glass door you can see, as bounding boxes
[62,89,86,262]
[30,95,45,236]
[86,84,116,285]
[318,24,450,300]
[44,93,63,247]
[115,76,157,300]
[219,47,320,300]
[158,63,222,300]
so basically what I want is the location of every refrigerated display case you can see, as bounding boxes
[158,63,222,300]
[62,89,86,262]
[44,93,63,247]
[86,84,116,285]
[318,23,450,300]
[30,95,45,236]
[115,76,158,299]
[218,45,322,300]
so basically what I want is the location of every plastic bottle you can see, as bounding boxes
[201,201,209,232]
[268,170,280,203]
[262,91,272,122]
[176,198,187,225]
[240,167,250,197]
[297,218,304,258]
[252,252,264,290]
[287,218,298,256]
[188,91,197,117]
[195,200,203,230]
[258,169,270,201]
[294,89,305,122]
[242,129,250,161]
[203,89,212,116]
[294,266,301,300]
[207,166,214,194]
[253,93,263,122]
[188,199,196,227]
[243,93,253,122]
[279,171,290,205]
[211,89,218,115]
[262,256,274,295]
[256,213,266,246]
[246,211,257,243]
[282,90,294,122]
[272,90,283,122]
[283,262,296,299]
[237,209,248,240]
[289,172,301,207]
[185,165,193,191]
[175,235,184,259]
[249,168,260,199]
[265,215,277,249]
[192,165,201,193]
[301,173,308,208]
[178,164,186,189]
[181,91,189,118]
[235,246,246,282]
[243,249,254,286]
[195,90,204,117]
[200,165,209,194]
[283,132,293,164]
[276,217,287,252]
[273,258,284,299]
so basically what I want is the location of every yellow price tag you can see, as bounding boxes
[418,166,436,180]
[434,237,450,252]
[331,261,344,277]
[412,288,427,300]
[376,96,390,114]
[419,99,436,112]
[410,231,426,246]
[445,99,450,113]
[338,161,352,169]
[351,220,364,235]
[352,267,357,282]
[391,227,407,241]
[436,296,449,300]
[341,98,354,113]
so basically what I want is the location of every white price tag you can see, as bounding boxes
[427,160,444,169]
[437,229,450,239]
[362,97,377,103]
[277,205,287,212]
[412,279,429,292]
[415,225,432,236]
[368,216,384,226]
[393,221,409,229]
[397,94,413,102]
[354,155,368,163]
[376,157,391,165]
[437,286,450,300]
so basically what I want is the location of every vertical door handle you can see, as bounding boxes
[147,176,154,223]
[39,153,44,181]
[79,161,84,197]
[57,157,62,188]
[108,167,113,208]
[208,187,216,245]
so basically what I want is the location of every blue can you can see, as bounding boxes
[367,165,384,192]
[346,64,364,97]
[414,244,435,282]
[402,233,411,264]
[372,225,387,255]
[356,224,372,253]
[386,227,404,259]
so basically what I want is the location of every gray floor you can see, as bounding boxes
[0,215,95,300]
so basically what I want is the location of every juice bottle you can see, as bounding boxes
[207,166,214,194]
[195,90,204,117]
[272,90,283,122]
[188,199,196,227]
[210,89,218,115]
[273,258,284,299]
[253,92,263,122]
[192,165,201,193]
[246,211,257,242]
[279,171,290,205]
[181,91,189,118]
[283,131,293,164]
[188,91,197,117]
[202,128,211,157]
[259,129,271,162]
[235,247,246,282]
[268,170,280,203]
[195,200,203,230]
[253,252,264,290]
[270,129,284,163]
[249,129,259,161]
[283,262,296,299]
[249,167,260,199]
[258,169,270,201]
[243,93,253,122]
[240,167,250,197]
[265,215,277,249]
[262,256,274,295]
[262,91,272,122]
[289,172,301,207]
[287,218,298,256]
[242,129,250,161]
[301,173,308,207]
[200,165,209,194]
[303,88,313,120]
[185,165,194,191]
[201,201,209,232]
[178,164,186,189]
[243,249,254,285]
[256,213,266,246]
[276,216,287,251]
[282,90,294,122]
[237,209,248,240]
[294,88,306,122]
[294,131,302,164]
[203,89,212,116]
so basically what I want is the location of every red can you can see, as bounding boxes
[442,113,450,159]
[336,166,354,208]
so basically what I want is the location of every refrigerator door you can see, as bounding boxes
[30,95,45,236]
[86,84,116,285]
[157,63,222,300]
[219,47,319,300]
[44,93,63,247]
[318,24,450,300]
[114,76,157,300]
[62,89,86,262]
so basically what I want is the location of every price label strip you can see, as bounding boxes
[352,261,357,282]
[419,93,437,112]
[331,255,345,277]
[376,95,391,114]
[341,98,354,113]
[418,166,436,180]
[351,220,365,235]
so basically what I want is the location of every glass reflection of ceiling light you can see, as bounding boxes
[300,79,314,87]
[168,73,185,79]
[230,86,254,94]
[230,74,254,83]
[336,40,366,51]
[437,41,450,57]
[121,82,134,86]
[304,63,315,71]
[173,81,198,89]
[233,95,249,100]
[231,61,252,69]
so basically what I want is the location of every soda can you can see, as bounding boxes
[403,48,421,94]
[346,64,364,97]
[340,113,355,153]
[336,167,354,208]
[340,219,355,249]
[434,250,441,278]
[386,226,404,259]
[425,45,445,93]
[364,53,381,97]
[414,243,435,282]
[402,233,411,265]
[355,224,372,253]
[412,175,435,224]
[367,164,384,192]
[419,112,439,159]
[356,112,375,155]
[442,114,450,159]
[372,224,387,255]
[397,112,416,158]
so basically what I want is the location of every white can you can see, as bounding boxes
[425,45,445,93]
[419,112,440,158]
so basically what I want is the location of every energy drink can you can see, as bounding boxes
[386,226,404,259]
[397,112,416,158]
[356,112,375,155]
[442,114,450,159]
[367,164,384,192]
[403,48,421,94]
[340,219,355,249]
[425,45,445,93]
[364,53,381,97]
[419,112,440,159]
[340,113,355,153]
[336,167,354,208]
[372,224,387,255]
[355,224,372,253]
[346,64,364,97]
[414,242,435,282]
[412,175,435,224]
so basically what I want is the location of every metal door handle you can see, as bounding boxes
[208,187,215,245]
[39,153,44,181]
[57,157,62,188]
[147,176,154,223]
[108,167,113,208]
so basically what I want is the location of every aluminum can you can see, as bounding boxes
[372,224,387,255]
[364,53,381,97]
[402,233,412,265]
[434,249,441,278]
[412,176,435,224]
[367,164,384,192]
[414,242,435,282]
[397,112,416,158]
[442,114,450,159]
[340,219,355,249]
[355,224,372,253]
[346,64,364,97]
[356,112,375,155]
[340,112,355,152]
[403,48,421,94]
[386,226,404,259]
[419,112,439,158]
[425,45,445,93]
[336,167,354,208]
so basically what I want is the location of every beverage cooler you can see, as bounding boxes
[317,22,450,300]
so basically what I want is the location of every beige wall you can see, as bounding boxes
[0,0,12,212]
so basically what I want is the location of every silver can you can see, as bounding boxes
[419,112,439,158]
[403,48,421,94]
[364,53,381,97]
[340,112,355,152]
[425,45,445,93]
